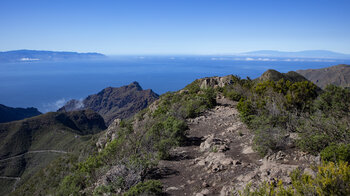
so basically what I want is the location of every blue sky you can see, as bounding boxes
[0,0,349,54]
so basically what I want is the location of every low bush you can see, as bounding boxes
[124,180,163,196]
[296,114,350,155]
[316,84,350,117]
[237,99,255,125]
[240,161,350,196]
[321,143,350,163]
[227,76,350,157]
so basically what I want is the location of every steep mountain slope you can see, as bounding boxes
[59,82,159,125]
[0,104,41,123]
[0,110,106,195]
[296,64,350,89]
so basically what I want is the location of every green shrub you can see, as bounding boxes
[254,80,275,95]
[297,133,329,155]
[285,81,318,111]
[316,84,350,117]
[321,143,350,163]
[237,99,255,125]
[58,171,88,196]
[93,185,113,196]
[147,116,187,159]
[202,87,217,108]
[224,89,242,101]
[185,80,201,94]
[296,115,350,154]
[124,180,163,196]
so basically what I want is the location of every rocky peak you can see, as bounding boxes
[58,82,159,125]
[128,81,143,90]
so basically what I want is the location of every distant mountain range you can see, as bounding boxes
[58,82,159,125]
[240,50,350,59]
[0,50,106,63]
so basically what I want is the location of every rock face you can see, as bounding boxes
[96,118,121,152]
[296,64,350,89]
[197,76,234,89]
[0,104,41,123]
[58,82,159,125]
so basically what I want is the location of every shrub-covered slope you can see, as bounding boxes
[12,78,218,195]
[221,70,350,195]
[0,110,106,195]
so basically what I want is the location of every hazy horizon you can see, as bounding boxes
[1,49,350,57]
[1,0,349,54]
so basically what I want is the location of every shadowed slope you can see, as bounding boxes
[0,104,41,123]
[0,110,106,195]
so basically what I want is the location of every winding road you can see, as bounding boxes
[0,150,68,162]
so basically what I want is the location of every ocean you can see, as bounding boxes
[1,56,349,112]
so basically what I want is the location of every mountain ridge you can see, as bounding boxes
[240,50,350,59]
[0,104,41,123]
[296,64,350,89]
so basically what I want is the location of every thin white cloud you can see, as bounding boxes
[42,98,67,113]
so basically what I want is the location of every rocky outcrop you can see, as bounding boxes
[96,118,121,152]
[93,164,142,194]
[0,104,41,123]
[59,82,159,125]
[197,75,234,89]
[296,64,350,89]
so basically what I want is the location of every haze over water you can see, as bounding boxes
[1,56,349,112]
